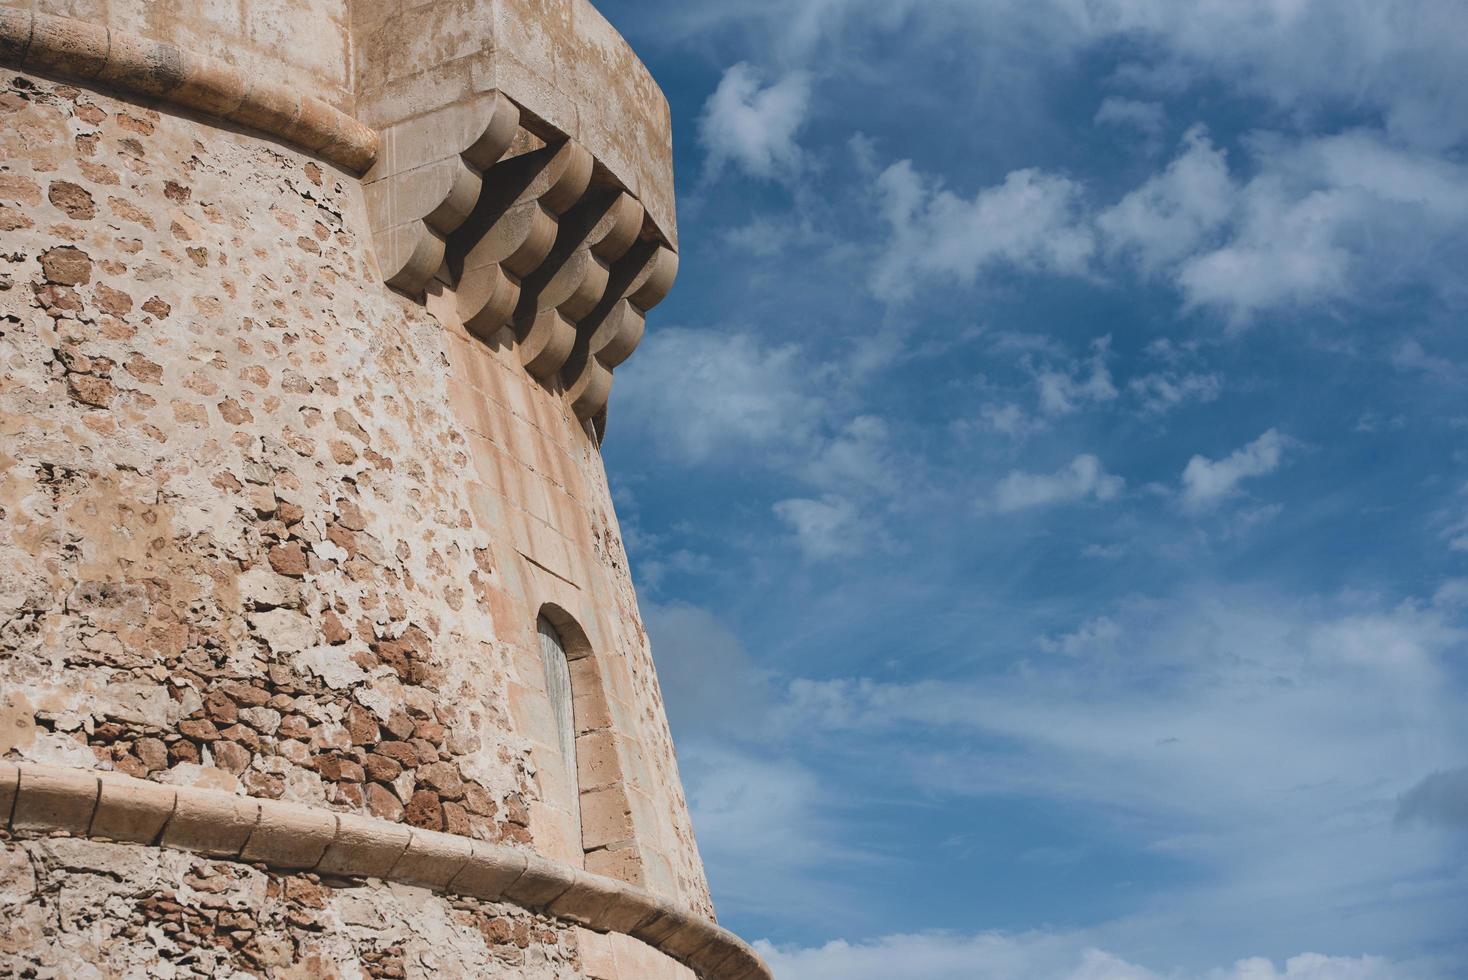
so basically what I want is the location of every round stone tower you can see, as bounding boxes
[0,2,766,977]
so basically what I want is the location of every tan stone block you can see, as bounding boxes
[316,811,410,878]
[390,827,472,888]
[546,868,654,934]
[659,914,723,963]
[584,841,646,887]
[575,729,624,793]
[161,785,259,857]
[502,852,574,909]
[579,785,635,851]
[11,764,100,836]
[228,78,303,138]
[629,899,693,949]
[240,799,338,869]
[0,760,19,826]
[95,30,186,99]
[25,12,108,80]
[91,771,176,844]
[447,838,526,900]
[0,8,34,69]
[714,943,774,980]
[171,48,251,118]
[578,928,618,980]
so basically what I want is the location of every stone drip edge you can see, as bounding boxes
[0,8,378,174]
[0,761,770,980]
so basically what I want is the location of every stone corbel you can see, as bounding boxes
[364,92,521,293]
[362,92,678,426]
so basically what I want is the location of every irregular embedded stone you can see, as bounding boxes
[267,542,308,577]
[292,645,367,690]
[403,789,442,830]
[364,782,403,822]
[211,740,252,775]
[40,245,92,285]
[416,761,463,800]
[239,567,300,609]
[247,608,315,654]
[0,694,37,755]
[48,181,96,219]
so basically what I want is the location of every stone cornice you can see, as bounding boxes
[0,761,770,980]
[0,8,378,174]
[367,95,677,424]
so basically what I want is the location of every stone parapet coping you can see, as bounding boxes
[0,762,770,980]
[0,8,378,174]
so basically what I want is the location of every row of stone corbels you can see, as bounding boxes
[364,92,678,422]
[0,8,377,173]
[0,761,770,980]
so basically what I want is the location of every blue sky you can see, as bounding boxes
[590,2,1468,977]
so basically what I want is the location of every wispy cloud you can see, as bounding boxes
[1181,429,1292,512]
[699,63,813,182]
[994,455,1124,512]
[872,163,1095,301]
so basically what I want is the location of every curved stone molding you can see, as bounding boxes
[0,761,770,980]
[0,8,378,174]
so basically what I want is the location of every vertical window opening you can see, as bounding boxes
[537,616,581,833]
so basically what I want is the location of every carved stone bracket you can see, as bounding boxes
[364,91,677,426]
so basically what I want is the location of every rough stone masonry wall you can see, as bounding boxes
[0,64,709,938]
[1,834,585,978]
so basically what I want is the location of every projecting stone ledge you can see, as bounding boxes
[0,762,770,980]
[357,0,682,426]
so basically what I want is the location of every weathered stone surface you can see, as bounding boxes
[161,786,259,857]
[0,3,755,972]
[240,798,337,868]
[0,836,586,979]
[91,772,176,843]
[391,827,473,888]
[11,764,98,835]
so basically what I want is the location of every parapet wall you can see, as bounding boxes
[0,1,759,977]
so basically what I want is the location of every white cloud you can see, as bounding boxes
[1129,370,1223,415]
[873,162,1095,300]
[614,327,822,463]
[758,931,1434,980]
[762,587,1466,966]
[802,415,900,496]
[699,63,812,181]
[1180,429,1291,512]
[1036,337,1119,416]
[1392,340,1458,382]
[661,0,1468,153]
[774,495,866,560]
[995,455,1124,512]
[1040,615,1122,657]
[873,124,1468,323]
[1095,97,1167,139]
[1099,126,1234,274]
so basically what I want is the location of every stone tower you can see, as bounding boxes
[0,2,767,977]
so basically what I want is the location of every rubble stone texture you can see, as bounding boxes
[0,1,758,977]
